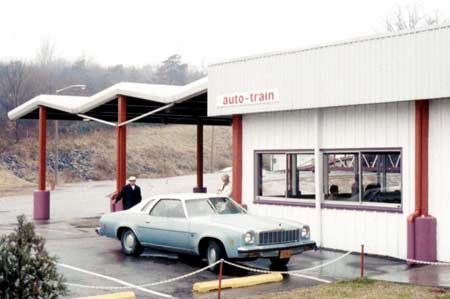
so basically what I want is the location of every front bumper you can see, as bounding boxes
[236,240,317,259]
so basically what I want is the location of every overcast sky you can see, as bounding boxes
[1,0,450,67]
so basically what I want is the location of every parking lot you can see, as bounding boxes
[1,173,446,298]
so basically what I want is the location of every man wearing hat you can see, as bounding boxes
[114,176,142,210]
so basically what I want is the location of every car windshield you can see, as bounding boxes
[185,197,244,217]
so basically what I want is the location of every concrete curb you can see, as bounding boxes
[193,273,283,293]
[74,291,136,299]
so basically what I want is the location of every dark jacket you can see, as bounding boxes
[116,184,142,210]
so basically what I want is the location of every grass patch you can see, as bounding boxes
[238,279,450,299]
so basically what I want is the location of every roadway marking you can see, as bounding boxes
[36,228,78,234]
[291,273,331,283]
[57,263,173,298]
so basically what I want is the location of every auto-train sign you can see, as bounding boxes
[217,89,279,108]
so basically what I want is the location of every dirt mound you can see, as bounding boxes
[0,125,231,188]
[0,168,33,188]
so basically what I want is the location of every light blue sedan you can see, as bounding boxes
[98,193,316,271]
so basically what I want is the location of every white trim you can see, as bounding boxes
[77,114,117,127]
[314,109,323,247]
[118,103,175,127]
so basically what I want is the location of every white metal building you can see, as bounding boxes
[207,24,450,262]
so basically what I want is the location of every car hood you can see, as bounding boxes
[192,214,303,232]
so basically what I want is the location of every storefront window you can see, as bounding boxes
[324,153,359,202]
[257,153,286,197]
[361,152,401,204]
[287,154,315,199]
[256,152,315,200]
[323,150,402,205]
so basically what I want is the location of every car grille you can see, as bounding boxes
[258,229,300,245]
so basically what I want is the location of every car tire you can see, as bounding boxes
[270,257,290,268]
[120,229,144,257]
[206,241,224,273]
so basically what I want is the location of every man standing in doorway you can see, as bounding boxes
[114,176,142,210]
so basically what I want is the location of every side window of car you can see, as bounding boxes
[141,199,156,212]
[150,199,185,218]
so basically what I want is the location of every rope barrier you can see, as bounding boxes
[62,260,223,291]
[61,250,450,292]
[221,260,332,283]
[404,258,450,266]
[61,250,352,291]
[223,250,353,275]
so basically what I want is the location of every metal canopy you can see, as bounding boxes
[9,77,231,126]
[19,92,231,126]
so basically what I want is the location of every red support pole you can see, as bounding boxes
[360,244,364,278]
[38,106,47,191]
[34,106,50,220]
[194,123,206,193]
[217,260,223,299]
[112,96,127,212]
[232,115,242,204]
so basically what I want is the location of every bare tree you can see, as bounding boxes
[385,5,446,32]
[35,38,57,94]
[0,61,30,142]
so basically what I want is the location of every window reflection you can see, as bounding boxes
[324,153,359,202]
[256,152,315,199]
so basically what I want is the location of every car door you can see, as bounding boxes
[138,198,190,252]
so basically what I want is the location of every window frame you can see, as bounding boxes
[254,149,316,205]
[149,198,187,218]
[322,148,403,209]
[141,198,157,212]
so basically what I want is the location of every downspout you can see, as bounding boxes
[408,101,424,221]
[407,100,436,262]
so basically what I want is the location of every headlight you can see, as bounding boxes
[301,226,310,239]
[243,231,255,244]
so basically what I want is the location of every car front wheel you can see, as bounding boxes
[270,257,290,268]
[121,229,144,257]
[206,241,224,273]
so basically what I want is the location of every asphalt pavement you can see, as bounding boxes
[1,173,447,298]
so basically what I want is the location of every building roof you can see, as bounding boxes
[209,22,450,67]
[8,77,231,126]
[208,23,450,117]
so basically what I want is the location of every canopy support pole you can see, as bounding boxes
[232,115,242,204]
[112,95,127,211]
[194,123,207,193]
[33,106,50,220]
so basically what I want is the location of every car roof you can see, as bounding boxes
[151,193,227,201]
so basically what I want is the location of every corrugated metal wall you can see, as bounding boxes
[429,98,450,261]
[242,101,415,259]
[208,26,450,117]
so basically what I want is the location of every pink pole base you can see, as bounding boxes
[415,216,437,262]
[33,190,50,220]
